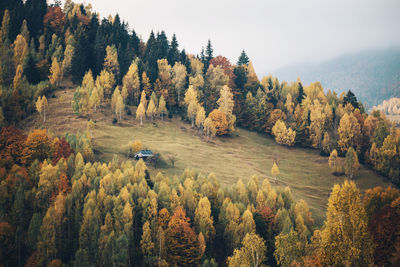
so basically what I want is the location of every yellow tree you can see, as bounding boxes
[13,64,24,89]
[217,85,235,133]
[49,58,62,86]
[194,197,215,246]
[36,96,48,123]
[203,117,216,141]
[147,98,156,121]
[141,221,154,264]
[62,36,75,76]
[187,100,198,127]
[319,181,374,266]
[136,103,145,125]
[285,93,295,115]
[158,95,167,121]
[122,60,140,103]
[103,45,119,80]
[227,233,266,267]
[338,112,361,153]
[142,72,151,98]
[96,69,115,99]
[328,149,343,175]
[115,93,124,122]
[140,90,147,110]
[13,34,28,67]
[184,86,198,106]
[271,162,280,181]
[344,147,360,179]
[272,120,296,146]
[172,62,187,105]
[131,140,143,153]
[309,99,326,148]
[195,105,206,129]
[89,86,101,111]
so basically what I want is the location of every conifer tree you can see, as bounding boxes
[237,50,249,66]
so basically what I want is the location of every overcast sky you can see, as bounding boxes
[71,0,400,77]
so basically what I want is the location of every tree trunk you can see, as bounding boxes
[43,105,46,123]
[140,116,143,125]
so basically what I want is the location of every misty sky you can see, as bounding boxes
[73,0,400,77]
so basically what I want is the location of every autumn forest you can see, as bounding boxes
[0,0,400,266]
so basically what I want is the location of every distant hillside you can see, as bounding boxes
[273,48,400,107]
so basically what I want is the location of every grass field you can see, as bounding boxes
[20,82,394,225]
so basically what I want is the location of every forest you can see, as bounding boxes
[0,0,400,266]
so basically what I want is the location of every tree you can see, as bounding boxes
[36,96,48,123]
[136,103,145,125]
[62,36,74,76]
[274,229,303,267]
[13,64,24,90]
[338,112,361,153]
[208,109,229,136]
[171,62,187,105]
[122,60,140,104]
[141,221,154,264]
[227,233,266,267]
[271,162,280,181]
[217,85,236,133]
[203,117,216,141]
[187,101,199,128]
[104,45,119,81]
[318,180,374,266]
[196,105,206,129]
[146,98,157,122]
[142,72,151,98]
[13,34,28,67]
[272,120,296,147]
[112,88,124,121]
[165,207,202,265]
[158,95,167,120]
[49,58,62,86]
[344,147,360,179]
[129,140,142,155]
[96,70,115,99]
[328,149,343,175]
[194,197,215,246]
[237,50,249,66]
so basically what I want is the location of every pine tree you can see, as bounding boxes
[237,50,249,66]
[168,33,180,66]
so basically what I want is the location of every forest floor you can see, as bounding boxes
[19,80,394,225]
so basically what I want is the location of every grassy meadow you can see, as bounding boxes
[20,85,394,224]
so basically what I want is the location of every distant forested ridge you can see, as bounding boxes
[273,48,400,107]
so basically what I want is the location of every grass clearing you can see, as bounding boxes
[20,83,394,225]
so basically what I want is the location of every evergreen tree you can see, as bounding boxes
[168,33,180,66]
[237,50,249,66]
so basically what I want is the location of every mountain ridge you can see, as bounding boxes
[272,47,400,107]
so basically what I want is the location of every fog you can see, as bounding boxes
[71,0,400,77]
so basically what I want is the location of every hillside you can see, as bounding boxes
[273,48,400,106]
[19,83,393,224]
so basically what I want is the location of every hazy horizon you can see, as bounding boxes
[70,0,400,77]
